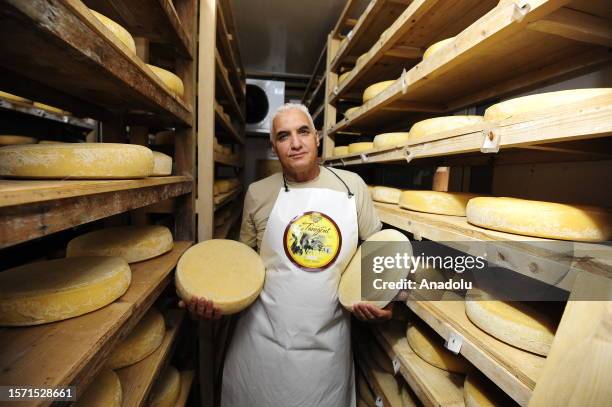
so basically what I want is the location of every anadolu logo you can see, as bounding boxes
[283,211,342,271]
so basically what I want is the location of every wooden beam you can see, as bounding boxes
[382,100,447,113]
[528,7,612,47]
[383,45,423,59]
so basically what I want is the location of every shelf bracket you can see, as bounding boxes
[480,128,501,153]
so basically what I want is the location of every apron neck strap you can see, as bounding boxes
[282,166,354,198]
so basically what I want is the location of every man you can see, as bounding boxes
[181,103,392,406]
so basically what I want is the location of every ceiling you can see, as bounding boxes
[230,0,366,77]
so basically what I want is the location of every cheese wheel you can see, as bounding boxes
[363,80,395,103]
[339,70,352,84]
[345,106,360,118]
[107,308,165,368]
[33,102,66,115]
[410,116,484,142]
[423,37,455,60]
[0,257,131,326]
[147,64,185,98]
[89,9,136,53]
[74,369,122,407]
[399,190,480,216]
[152,151,173,176]
[465,289,557,356]
[0,91,30,104]
[367,185,375,197]
[466,197,612,242]
[357,370,376,407]
[373,132,410,148]
[484,88,612,122]
[463,373,514,407]
[339,229,410,309]
[370,368,403,406]
[406,322,470,373]
[38,140,66,144]
[372,186,402,204]
[215,179,235,193]
[175,240,266,314]
[0,135,37,146]
[333,146,350,156]
[401,384,420,407]
[371,341,394,374]
[155,130,174,146]
[356,52,368,66]
[0,143,154,179]
[67,225,173,263]
[348,142,374,154]
[150,366,181,407]
[213,182,220,196]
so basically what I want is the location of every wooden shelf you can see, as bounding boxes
[0,1,193,127]
[213,186,242,210]
[374,202,612,291]
[215,49,245,123]
[371,321,465,407]
[115,309,185,407]
[407,299,544,406]
[175,370,195,407]
[213,207,241,239]
[0,97,96,131]
[216,0,245,99]
[0,176,192,249]
[0,242,192,407]
[355,350,400,407]
[82,0,193,59]
[214,102,245,145]
[328,0,612,135]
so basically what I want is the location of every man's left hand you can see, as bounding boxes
[351,302,392,322]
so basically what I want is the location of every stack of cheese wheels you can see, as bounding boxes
[0,90,30,104]
[74,369,122,407]
[363,80,395,103]
[466,197,612,242]
[422,37,454,60]
[406,321,470,373]
[399,190,480,216]
[484,88,612,122]
[465,288,557,356]
[33,102,67,115]
[373,132,410,149]
[463,372,515,407]
[339,70,352,84]
[89,9,136,53]
[150,366,181,407]
[345,106,360,118]
[339,229,410,309]
[106,308,166,368]
[372,186,402,204]
[333,146,350,156]
[0,143,154,179]
[175,239,266,314]
[357,369,377,407]
[67,225,174,263]
[0,257,131,326]
[0,135,37,146]
[147,64,185,98]
[348,142,374,154]
[409,116,484,143]
[152,151,173,176]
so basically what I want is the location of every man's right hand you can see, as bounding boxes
[178,296,222,321]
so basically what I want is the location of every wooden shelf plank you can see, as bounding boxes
[115,309,185,407]
[372,321,465,407]
[82,0,193,59]
[175,370,195,407]
[407,300,544,406]
[215,49,245,123]
[216,1,245,99]
[213,207,241,239]
[0,176,193,249]
[0,97,96,130]
[215,102,245,145]
[0,242,191,407]
[355,350,400,407]
[0,0,193,127]
[213,187,242,210]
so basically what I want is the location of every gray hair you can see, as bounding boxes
[270,103,317,143]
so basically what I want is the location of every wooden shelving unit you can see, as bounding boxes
[214,187,243,210]
[0,96,96,131]
[213,204,242,239]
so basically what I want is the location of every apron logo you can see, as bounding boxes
[283,211,342,272]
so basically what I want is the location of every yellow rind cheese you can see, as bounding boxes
[406,321,470,373]
[147,64,185,98]
[423,37,455,60]
[363,80,395,103]
[74,368,122,407]
[33,102,67,115]
[152,151,173,176]
[399,190,480,216]
[410,116,484,142]
[0,91,30,104]
[0,135,37,146]
[373,132,410,149]
[333,146,350,156]
[89,9,136,53]
[339,70,352,84]
[345,106,360,118]
[348,142,374,154]
[0,257,131,326]
[463,372,515,407]
[150,366,181,407]
[372,186,402,204]
[401,384,420,407]
[357,369,376,407]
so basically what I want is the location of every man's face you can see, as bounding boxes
[271,109,319,173]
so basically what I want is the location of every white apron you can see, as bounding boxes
[221,181,358,407]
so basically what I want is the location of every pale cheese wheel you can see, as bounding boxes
[67,225,173,263]
[0,91,30,104]
[463,373,515,407]
[370,368,403,406]
[333,146,350,156]
[0,135,37,146]
[356,52,368,66]
[409,116,484,142]
[0,257,131,326]
[216,179,234,193]
[147,64,185,98]
[348,142,374,154]
[345,106,360,118]
[466,197,612,242]
[484,88,612,122]
[406,321,470,373]
[90,9,136,53]
[423,37,455,60]
[152,151,173,176]
[399,190,480,216]
[175,239,266,314]
[367,185,375,197]
[465,289,557,356]
[33,102,67,115]
[339,229,410,309]
[339,70,352,84]
[150,366,181,407]
[357,370,376,407]
[401,384,420,407]
[74,368,122,407]
[0,143,154,179]
[363,80,395,103]
[373,132,410,148]
[213,182,220,196]
[372,186,402,204]
[106,308,165,368]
